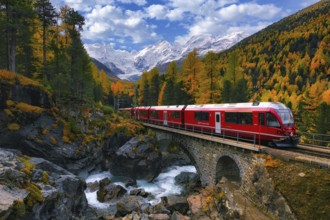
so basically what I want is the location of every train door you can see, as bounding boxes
[215,112,221,133]
[164,111,168,126]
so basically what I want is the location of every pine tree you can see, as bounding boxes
[34,0,57,81]
[222,79,233,103]
[0,0,35,73]
[182,49,203,101]
[204,51,219,102]
[148,67,160,105]
[315,102,330,135]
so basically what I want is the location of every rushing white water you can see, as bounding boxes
[85,165,196,208]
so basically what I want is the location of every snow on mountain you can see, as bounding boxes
[84,31,249,81]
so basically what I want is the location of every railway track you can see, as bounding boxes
[291,144,330,159]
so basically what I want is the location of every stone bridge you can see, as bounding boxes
[145,124,260,187]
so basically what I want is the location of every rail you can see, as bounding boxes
[140,119,286,148]
[299,132,330,148]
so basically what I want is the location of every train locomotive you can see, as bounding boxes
[127,102,299,147]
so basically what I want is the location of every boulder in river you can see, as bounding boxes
[97,182,127,202]
[116,195,142,217]
[174,172,201,195]
[109,136,162,181]
[162,196,189,214]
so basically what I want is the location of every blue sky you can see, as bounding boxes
[50,0,320,51]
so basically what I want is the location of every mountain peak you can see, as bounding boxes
[84,32,248,81]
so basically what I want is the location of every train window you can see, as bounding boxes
[194,111,209,121]
[259,113,265,125]
[171,111,181,119]
[140,110,147,116]
[266,113,280,128]
[225,112,252,124]
[276,109,294,126]
[225,112,237,124]
[239,113,252,125]
[150,110,158,118]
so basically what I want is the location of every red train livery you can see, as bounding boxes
[126,102,299,147]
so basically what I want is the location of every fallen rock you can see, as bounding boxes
[97,183,127,202]
[86,181,99,192]
[170,211,191,220]
[109,136,162,181]
[187,194,202,215]
[129,188,150,197]
[174,172,201,195]
[162,196,189,214]
[116,195,142,217]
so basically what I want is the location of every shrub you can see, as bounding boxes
[7,123,20,131]
[4,108,14,117]
[0,69,43,89]
[12,200,26,218]
[50,136,57,144]
[41,171,49,184]
[69,118,81,135]
[102,105,114,115]
[25,183,43,207]
[18,155,35,176]
[6,100,15,107]
[16,102,44,114]
[62,136,70,143]
[41,128,49,135]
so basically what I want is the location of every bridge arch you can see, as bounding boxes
[153,127,252,186]
[155,133,202,180]
[216,153,243,184]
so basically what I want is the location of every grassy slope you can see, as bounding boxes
[267,160,330,220]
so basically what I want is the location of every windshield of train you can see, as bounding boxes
[276,109,294,126]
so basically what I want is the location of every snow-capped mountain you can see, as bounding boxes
[84,32,249,81]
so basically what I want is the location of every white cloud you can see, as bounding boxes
[300,0,319,8]
[145,4,167,20]
[174,2,281,45]
[166,8,185,21]
[218,3,281,21]
[83,4,157,44]
[117,0,147,6]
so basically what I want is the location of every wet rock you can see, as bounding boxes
[161,151,192,169]
[148,213,171,220]
[116,195,142,217]
[97,183,127,202]
[129,188,150,197]
[170,211,191,220]
[109,136,162,181]
[187,194,202,215]
[174,172,201,195]
[99,177,111,188]
[152,201,171,214]
[126,177,137,187]
[162,196,189,214]
[0,149,92,219]
[86,181,99,193]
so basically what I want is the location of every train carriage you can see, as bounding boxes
[135,106,150,122]
[130,102,299,147]
[184,102,298,147]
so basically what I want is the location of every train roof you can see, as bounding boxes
[149,105,185,110]
[185,102,289,111]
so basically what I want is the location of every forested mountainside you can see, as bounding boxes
[135,0,329,134]
[0,0,116,109]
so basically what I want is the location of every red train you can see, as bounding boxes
[126,102,300,147]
